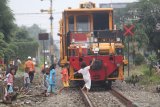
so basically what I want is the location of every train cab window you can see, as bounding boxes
[93,13,109,31]
[68,16,74,31]
[76,15,90,32]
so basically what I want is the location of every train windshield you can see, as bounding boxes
[69,16,74,31]
[76,15,90,32]
[93,12,109,31]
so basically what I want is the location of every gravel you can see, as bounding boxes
[87,91,125,107]
[37,67,86,107]
[0,67,86,107]
[38,88,86,107]
[1,67,160,107]
[113,80,160,107]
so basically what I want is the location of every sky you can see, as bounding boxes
[9,0,137,40]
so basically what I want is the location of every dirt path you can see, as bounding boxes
[0,67,86,107]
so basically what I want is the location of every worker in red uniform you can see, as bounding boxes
[24,56,35,83]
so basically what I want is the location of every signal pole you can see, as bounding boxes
[41,0,54,64]
[50,0,54,64]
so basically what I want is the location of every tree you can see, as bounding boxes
[23,24,46,40]
[0,0,15,42]
[137,0,160,53]
[0,0,16,64]
[14,27,30,41]
[0,1,41,63]
[14,41,39,60]
[12,26,39,60]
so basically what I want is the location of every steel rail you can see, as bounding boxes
[110,88,137,107]
[79,88,94,107]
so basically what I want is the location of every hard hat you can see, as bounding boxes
[28,56,31,59]
[45,65,49,68]
[45,61,48,65]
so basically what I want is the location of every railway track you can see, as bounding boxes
[110,88,137,107]
[79,88,136,107]
[79,88,94,107]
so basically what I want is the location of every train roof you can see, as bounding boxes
[64,8,113,13]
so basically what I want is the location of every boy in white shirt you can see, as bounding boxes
[75,58,95,93]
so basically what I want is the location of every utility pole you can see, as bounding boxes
[41,0,54,64]
[49,0,54,64]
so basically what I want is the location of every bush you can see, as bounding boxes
[139,74,160,85]
[143,69,153,76]
[134,53,144,65]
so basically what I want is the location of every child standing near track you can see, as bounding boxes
[59,63,69,94]
[47,64,56,96]
[24,67,30,91]
[43,65,49,95]
[75,58,95,93]
[6,68,14,94]
[3,68,15,103]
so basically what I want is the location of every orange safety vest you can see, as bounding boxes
[25,60,35,72]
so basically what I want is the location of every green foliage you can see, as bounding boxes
[14,27,30,41]
[134,53,145,65]
[4,48,15,58]
[138,0,160,51]
[23,24,46,40]
[0,0,15,42]
[0,39,8,49]
[125,76,132,83]
[148,54,157,61]
[137,64,160,85]
[114,0,160,57]
[140,74,160,85]
[143,68,153,76]
[0,0,15,62]
[149,75,160,83]
[0,32,4,39]
[0,1,41,63]
[134,23,149,49]
[15,41,39,60]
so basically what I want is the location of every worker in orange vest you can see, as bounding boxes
[24,56,35,83]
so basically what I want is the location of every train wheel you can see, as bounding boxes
[105,80,112,90]
[69,80,84,88]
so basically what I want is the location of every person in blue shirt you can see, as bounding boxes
[47,64,56,95]
[43,65,49,96]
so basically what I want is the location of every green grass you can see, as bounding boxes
[124,64,160,85]
[138,64,160,85]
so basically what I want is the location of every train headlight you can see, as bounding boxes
[93,47,99,54]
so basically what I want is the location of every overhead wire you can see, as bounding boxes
[13,11,62,15]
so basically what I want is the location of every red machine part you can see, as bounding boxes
[69,55,123,81]
[70,33,87,42]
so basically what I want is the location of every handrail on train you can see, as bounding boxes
[67,30,124,44]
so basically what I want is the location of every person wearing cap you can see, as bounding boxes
[24,56,35,83]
